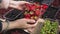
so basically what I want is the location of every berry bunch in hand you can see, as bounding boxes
[23,2,48,33]
[24,2,48,20]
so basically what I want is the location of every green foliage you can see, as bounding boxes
[40,19,58,34]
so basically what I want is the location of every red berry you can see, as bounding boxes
[37,6,41,9]
[26,6,30,11]
[42,4,48,9]
[24,14,31,19]
[25,3,30,6]
[40,10,46,16]
[30,5,36,10]
[25,16,30,19]
[35,2,40,4]
[25,3,31,10]
[35,9,40,16]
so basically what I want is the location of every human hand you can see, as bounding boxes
[25,18,45,33]
[9,1,30,10]
[7,18,36,30]
[1,0,11,9]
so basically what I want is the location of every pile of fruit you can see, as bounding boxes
[24,2,48,20]
[40,19,58,34]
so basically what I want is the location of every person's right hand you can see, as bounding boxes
[8,18,36,29]
[9,1,30,10]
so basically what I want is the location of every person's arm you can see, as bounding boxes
[2,21,18,31]
[0,0,11,9]
[0,18,35,32]
[0,0,30,10]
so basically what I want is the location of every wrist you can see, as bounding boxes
[2,21,8,31]
[7,21,20,30]
[2,21,18,30]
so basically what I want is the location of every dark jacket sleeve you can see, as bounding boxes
[0,0,2,3]
[0,20,2,32]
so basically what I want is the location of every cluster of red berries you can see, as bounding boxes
[24,2,48,20]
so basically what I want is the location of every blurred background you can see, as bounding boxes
[0,0,60,34]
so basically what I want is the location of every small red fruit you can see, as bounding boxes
[30,5,36,10]
[24,14,31,19]
[42,4,48,9]
[35,9,40,16]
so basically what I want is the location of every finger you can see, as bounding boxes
[37,18,45,23]
[26,24,36,28]
[22,18,35,22]
[27,19,35,24]
[24,2,31,4]
[9,5,23,10]
[19,1,31,5]
[27,28,35,33]
[21,18,36,24]
[9,4,17,8]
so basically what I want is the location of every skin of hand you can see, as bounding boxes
[1,0,30,10]
[2,18,35,31]
[9,1,30,10]
[26,18,45,33]
[1,0,11,9]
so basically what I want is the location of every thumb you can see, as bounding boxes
[36,18,45,23]
[9,4,23,10]
[26,24,36,28]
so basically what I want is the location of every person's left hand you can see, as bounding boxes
[26,18,45,33]
[9,1,30,10]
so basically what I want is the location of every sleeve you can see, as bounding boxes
[0,0,2,3]
[0,20,2,32]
